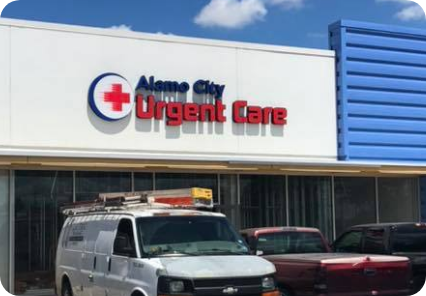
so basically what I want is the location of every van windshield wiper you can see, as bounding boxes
[200,248,249,255]
[153,250,201,257]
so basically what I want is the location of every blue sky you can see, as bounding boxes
[1,0,426,49]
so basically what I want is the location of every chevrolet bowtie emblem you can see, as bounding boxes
[222,287,239,295]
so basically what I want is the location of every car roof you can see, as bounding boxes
[240,226,322,236]
[350,222,426,229]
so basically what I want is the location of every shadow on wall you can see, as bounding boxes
[87,104,131,135]
[88,90,286,138]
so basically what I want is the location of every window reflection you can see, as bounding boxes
[14,171,73,295]
[379,178,419,223]
[75,171,131,201]
[421,177,426,223]
[217,175,240,229]
[134,173,153,191]
[334,177,376,236]
[288,176,333,240]
[240,175,286,229]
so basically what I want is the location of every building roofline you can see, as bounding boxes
[329,19,426,38]
[0,17,334,58]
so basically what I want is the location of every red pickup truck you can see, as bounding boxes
[240,227,411,296]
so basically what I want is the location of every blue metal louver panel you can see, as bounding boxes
[329,20,426,162]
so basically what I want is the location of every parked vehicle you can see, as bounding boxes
[56,188,279,296]
[334,222,426,293]
[241,227,412,296]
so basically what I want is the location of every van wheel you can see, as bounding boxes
[279,287,292,296]
[62,280,73,296]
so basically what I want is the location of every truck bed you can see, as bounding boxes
[265,253,411,296]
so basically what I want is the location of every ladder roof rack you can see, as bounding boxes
[61,187,213,216]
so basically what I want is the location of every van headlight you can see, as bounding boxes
[158,277,193,295]
[262,276,276,291]
[169,281,185,293]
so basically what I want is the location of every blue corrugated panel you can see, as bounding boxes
[329,20,426,162]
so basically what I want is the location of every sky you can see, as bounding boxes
[1,0,426,49]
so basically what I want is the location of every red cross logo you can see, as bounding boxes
[104,84,131,112]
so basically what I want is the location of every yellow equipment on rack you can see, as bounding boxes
[62,187,213,215]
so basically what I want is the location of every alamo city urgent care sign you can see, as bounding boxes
[0,20,337,162]
[89,74,288,126]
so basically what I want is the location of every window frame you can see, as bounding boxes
[333,229,364,253]
[113,218,139,258]
[361,227,390,255]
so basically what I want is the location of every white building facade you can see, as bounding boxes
[0,19,423,295]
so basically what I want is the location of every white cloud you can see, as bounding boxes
[109,24,132,31]
[267,0,306,10]
[194,0,267,29]
[396,4,425,20]
[376,0,426,21]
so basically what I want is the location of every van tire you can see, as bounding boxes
[61,278,73,296]
[131,291,144,296]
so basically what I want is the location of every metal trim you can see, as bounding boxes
[417,177,422,222]
[9,170,14,293]
[237,174,241,205]
[375,177,380,223]
[285,175,290,226]
[217,174,221,205]
[331,176,336,240]
[152,172,156,190]
[72,171,76,202]
[131,171,135,192]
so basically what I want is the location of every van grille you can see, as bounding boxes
[193,277,262,296]
[194,278,261,288]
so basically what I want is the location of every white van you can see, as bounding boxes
[55,189,277,296]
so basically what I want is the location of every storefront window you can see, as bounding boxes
[134,172,154,191]
[14,171,73,295]
[240,175,286,229]
[378,178,419,223]
[288,176,333,240]
[334,177,376,236]
[75,171,131,201]
[155,173,218,202]
[217,175,240,229]
[420,177,426,223]
[0,171,9,291]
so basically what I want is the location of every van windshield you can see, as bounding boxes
[393,227,426,253]
[257,232,327,255]
[136,215,249,257]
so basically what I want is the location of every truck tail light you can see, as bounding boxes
[314,264,328,294]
